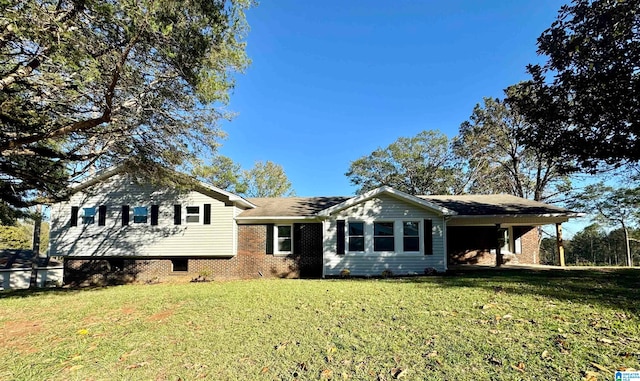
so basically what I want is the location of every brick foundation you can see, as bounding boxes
[447,226,539,266]
[63,223,324,285]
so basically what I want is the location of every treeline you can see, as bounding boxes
[540,225,639,266]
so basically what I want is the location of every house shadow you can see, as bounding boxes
[392,266,640,313]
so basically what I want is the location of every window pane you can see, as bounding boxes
[83,216,95,224]
[83,207,96,216]
[403,221,419,236]
[278,238,292,252]
[133,215,148,223]
[186,206,199,214]
[404,237,420,252]
[133,206,147,216]
[374,222,394,236]
[374,237,394,251]
[186,215,199,223]
[348,222,364,236]
[277,225,291,238]
[349,237,364,252]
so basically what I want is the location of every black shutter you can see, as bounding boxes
[424,219,433,255]
[293,223,303,254]
[70,206,79,227]
[336,220,345,255]
[98,205,107,226]
[122,205,130,226]
[203,204,211,225]
[266,224,274,254]
[174,205,181,225]
[151,205,159,226]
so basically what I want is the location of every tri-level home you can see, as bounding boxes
[49,166,580,284]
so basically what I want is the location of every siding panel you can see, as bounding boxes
[49,174,240,258]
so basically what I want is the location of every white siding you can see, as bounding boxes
[323,194,447,276]
[49,174,241,258]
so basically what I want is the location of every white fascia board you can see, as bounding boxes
[195,181,256,209]
[450,212,585,219]
[316,186,457,217]
[236,216,321,224]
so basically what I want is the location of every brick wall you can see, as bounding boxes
[447,226,540,266]
[63,223,324,285]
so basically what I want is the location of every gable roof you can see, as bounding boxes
[69,164,256,209]
[316,186,457,217]
[420,194,580,217]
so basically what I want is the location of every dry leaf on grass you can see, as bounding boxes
[590,363,611,373]
[511,362,526,373]
[582,370,599,381]
[541,350,551,360]
[390,367,406,379]
[596,337,613,344]
[320,368,333,379]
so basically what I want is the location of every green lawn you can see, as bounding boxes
[1,269,639,381]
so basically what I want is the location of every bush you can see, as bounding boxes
[340,268,351,278]
[381,269,393,278]
[424,267,438,276]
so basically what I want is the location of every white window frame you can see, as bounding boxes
[373,221,395,252]
[347,221,365,253]
[133,206,148,224]
[402,220,421,253]
[185,206,200,224]
[274,224,293,255]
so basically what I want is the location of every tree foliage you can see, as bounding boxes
[570,183,640,266]
[508,0,640,170]
[243,161,295,198]
[346,130,463,195]
[194,157,295,198]
[456,97,571,201]
[0,0,252,217]
[0,220,49,254]
[192,155,247,195]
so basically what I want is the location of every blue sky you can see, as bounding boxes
[218,0,566,197]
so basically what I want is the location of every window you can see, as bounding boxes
[374,222,395,251]
[133,206,148,224]
[403,221,420,252]
[82,207,96,225]
[171,259,188,272]
[276,225,292,254]
[348,222,364,252]
[186,206,200,223]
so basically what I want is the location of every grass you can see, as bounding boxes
[1,269,639,380]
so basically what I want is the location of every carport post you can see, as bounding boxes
[556,223,566,267]
[495,224,502,267]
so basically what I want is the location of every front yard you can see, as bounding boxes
[1,268,639,380]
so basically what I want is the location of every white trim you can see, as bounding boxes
[274,224,293,256]
[317,186,457,217]
[236,216,320,224]
[185,205,201,224]
[346,220,365,253]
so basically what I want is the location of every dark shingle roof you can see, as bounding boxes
[419,194,574,215]
[240,197,351,217]
[238,193,576,218]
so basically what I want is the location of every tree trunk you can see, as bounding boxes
[556,223,565,267]
[622,222,632,267]
[29,205,42,289]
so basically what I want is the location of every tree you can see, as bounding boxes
[456,97,571,202]
[0,220,49,255]
[508,0,640,171]
[242,161,295,198]
[192,155,247,194]
[0,0,252,220]
[570,184,640,267]
[346,130,464,195]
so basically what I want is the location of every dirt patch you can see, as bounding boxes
[0,320,44,353]
[148,309,174,322]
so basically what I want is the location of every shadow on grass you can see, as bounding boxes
[394,267,640,313]
[0,284,127,300]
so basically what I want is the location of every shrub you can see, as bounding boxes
[424,267,438,276]
[381,269,393,278]
[340,269,351,278]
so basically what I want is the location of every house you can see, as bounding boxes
[49,167,580,284]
